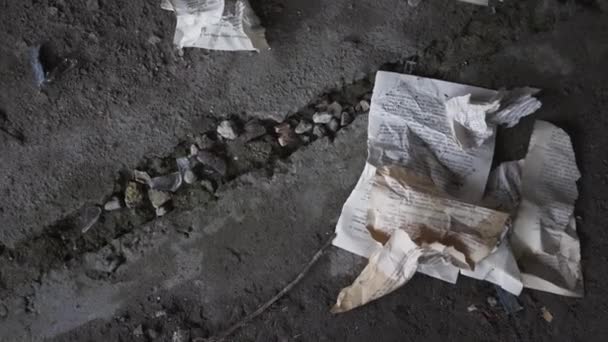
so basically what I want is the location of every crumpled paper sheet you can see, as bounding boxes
[332,71,582,312]
[161,0,269,51]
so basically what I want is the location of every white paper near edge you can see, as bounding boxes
[162,0,269,51]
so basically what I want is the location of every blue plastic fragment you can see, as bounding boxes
[29,46,46,87]
[495,285,523,314]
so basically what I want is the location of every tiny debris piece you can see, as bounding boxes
[148,35,162,45]
[467,304,477,312]
[189,144,199,157]
[242,120,267,141]
[184,170,197,184]
[356,100,370,113]
[313,124,328,137]
[133,170,151,185]
[149,172,182,192]
[217,120,239,140]
[155,310,167,318]
[340,112,353,126]
[156,206,168,217]
[104,197,122,211]
[541,307,553,323]
[195,134,215,150]
[487,296,498,307]
[328,118,340,132]
[200,179,215,193]
[312,112,333,124]
[77,205,102,233]
[125,182,144,208]
[327,101,343,117]
[172,329,189,342]
[29,46,45,87]
[133,324,144,336]
[275,122,299,147]
[197,151,228,177]
[294,120,313,134]
[148,189,171,209]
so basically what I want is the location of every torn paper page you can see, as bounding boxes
[332,230,424,313]
[482,160,524,214]
[333,72,503,283]
[488,87,542,128]
[511,120,583,297]
[163,0,269,51]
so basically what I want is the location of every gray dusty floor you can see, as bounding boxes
[1,0,608,341]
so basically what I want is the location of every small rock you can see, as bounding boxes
[155,310,167,318]
[197,151,227,177]
[328,118,339,132]
[487,296,498,307]
[172,329,189,342]
[195,134,215,150]
[541,306,553,323]
[0,303,8,318]
[356,100,370,112]
[125,182,144,208]
[148,189,171,209]
[217,120,238,140]
[149,172,182,192]
[133,170,151,185]
[275,122,299,147]
[294,120,313,134]
[200,179,215,193]
[147,328,159,339]
[340,112,353,126]
[47,6,58,16]
[312,112,333,124]
[156,206,168,217]
[242,120,266,141]
[189,144,199,157]
[313,124,328,137]
[104,197,122,211]
[467,304,477,312]
[77,205,102,233]
[133,324,143,337]
[327,101,343,117]
[148,35,162,45]
[300,135,311,144]
[183,170,197,184]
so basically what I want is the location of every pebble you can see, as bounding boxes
[313,124,328,137]
[275,122,299,147]
[467,304,477,312]
[328,118,340,132]
[133,325,144,337]
[125,182,144,208]
[217,120,238,140]
[312,112,333,124]
[154,310,167,318]
[77,206,102,233]
[242,120,266,141]
[487,296,498,307]
[133,170,151,185]
[149,172,183,192]
[172,329,189,342]
[148,35,162,45]
[196,151,227,177]
[189,144,199,157]
[156,206,168,217]
[195,134,215,150]
[327,101,343,117]
[104,197,122,211]
[541,307,553,323]
[340,112,353,126]
[357,100,370,112]
[183,170,197,184]
[200,179,215,193]
[294,120,313,134]
[148,189,171,209]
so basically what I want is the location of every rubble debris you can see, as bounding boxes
[328,118,340,132]
[541,307,553,323]
[125,182,144,208]
[103,197,122,211]
[133,170,152,185]
[149,172,183,192]
[487,296,498,307]
[355,100,370,113]
[331,72,583,313]
[312,112,333,124]
[209,234,335,341]
[162,0,269,51]
[197,151,228,177]
[183,170,197,184]
[133,325,143,337]
[148,189,171,209]
[176,157,192,175]
[294,120,313,134]
[312,124,327,137]
[242,120,267,142]
[275,122,299,147]
[327,101,343,117]
[76,205,102,233]
[217,120,239,140]
[340,112,353,127]
[195,134,215,150]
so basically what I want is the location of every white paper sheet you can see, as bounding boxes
[162,0,269,51]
